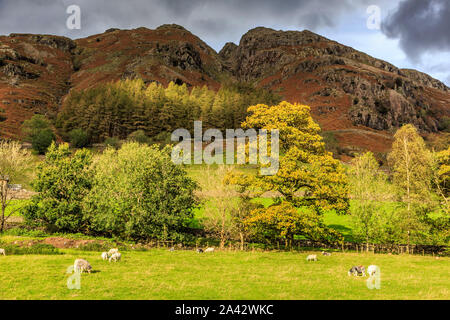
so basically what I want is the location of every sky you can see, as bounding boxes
[0,0,449,86]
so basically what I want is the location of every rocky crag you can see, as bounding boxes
[1,25,449,154]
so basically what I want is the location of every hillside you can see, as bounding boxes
[1,25,449,154]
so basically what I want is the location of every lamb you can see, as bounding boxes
[169,247,175,252]
[107,248,119,256]
[74,259,92,274]
[367,265,378,276]
[306,254,317,261]
[109,252,122,262]
[348,265,365,276]
[321,251,331,256]
[101,252,109,260]
[196,248,204,253]
[204,247,215,253]
[0,248,5,256]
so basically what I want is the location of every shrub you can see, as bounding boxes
[83,142,198,241]
[69,128,90,148]
[127,130,150,144]
[104,137,121,149]
[31,129,55,154]
[22,143,93,233]
[21,114,52,142]
[1,243,61,255]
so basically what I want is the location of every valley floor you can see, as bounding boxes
[0,249,448,300]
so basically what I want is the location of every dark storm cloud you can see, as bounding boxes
[382,0,450,61]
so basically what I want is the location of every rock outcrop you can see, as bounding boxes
[0,25,449,154]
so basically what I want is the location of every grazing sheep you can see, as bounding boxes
[348,265,365,276]
[306,254,317,261]
[0,248,5,256]
[321,251,331,256]
[169,247,175,252]
[101,252,109,261]
[204,247,215,253]
[109,252,121,262]
[367,265,378,276]
[196,248,204,253]
[74,259,92,274]
[108,248,119,256]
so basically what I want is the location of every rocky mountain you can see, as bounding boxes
[0,25,449,155]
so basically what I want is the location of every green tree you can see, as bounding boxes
[0,141,33,232]
[31,129,55,154]
[69,128,90,148]
[83,142,198,241]
[21,114,52,142]
[22,143,93,233]
[388,124,433,250]
[349,152,395,249]
[127,130,150,144]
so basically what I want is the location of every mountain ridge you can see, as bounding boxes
[0,24,448,155]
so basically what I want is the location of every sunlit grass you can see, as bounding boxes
[0,249,448,300]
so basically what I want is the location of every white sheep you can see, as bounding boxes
[109,252,122,262]
[74,259,92,274]
[367,265,379,276]
[0,248,5,256]
[107,248,119,256]
[101,252,109,261]
[306,254,317,261]
[204,247,215,253]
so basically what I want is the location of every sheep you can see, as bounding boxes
[367,265,378,276]
[74,259,92,274]
[321,251,331,256]
[109,252,121,262]
[196,248,204,253]
[101,252,109,261]
[0,248,5,256]
[169,247,175,252]
[306,254,317,261]
[348,265,365,276]
[204,247,215,253]
[107,248,119,256]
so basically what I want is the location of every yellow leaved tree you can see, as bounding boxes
[226,101,349,246]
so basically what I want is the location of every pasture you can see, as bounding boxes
[0,249,448,300]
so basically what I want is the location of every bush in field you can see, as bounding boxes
[31,129,55,154]
[83,142,198,241]
[69,128,90,148]
[21,114,52,142]
[22,143,93,233]
[104,137,121,149]
[127,130,150,144]
[1,243,60,255]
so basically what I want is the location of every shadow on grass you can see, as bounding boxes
[328,224,355,242]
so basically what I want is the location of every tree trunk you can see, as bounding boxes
[239,232,244,251]
[0,179,7,232]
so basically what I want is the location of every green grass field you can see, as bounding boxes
[0,249,448,300]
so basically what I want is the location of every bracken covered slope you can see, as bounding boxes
[0,25,449,154]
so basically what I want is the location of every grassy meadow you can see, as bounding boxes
[0,249,448,300]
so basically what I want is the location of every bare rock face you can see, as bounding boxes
[221,27,450,137]
[0,25,449,154]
